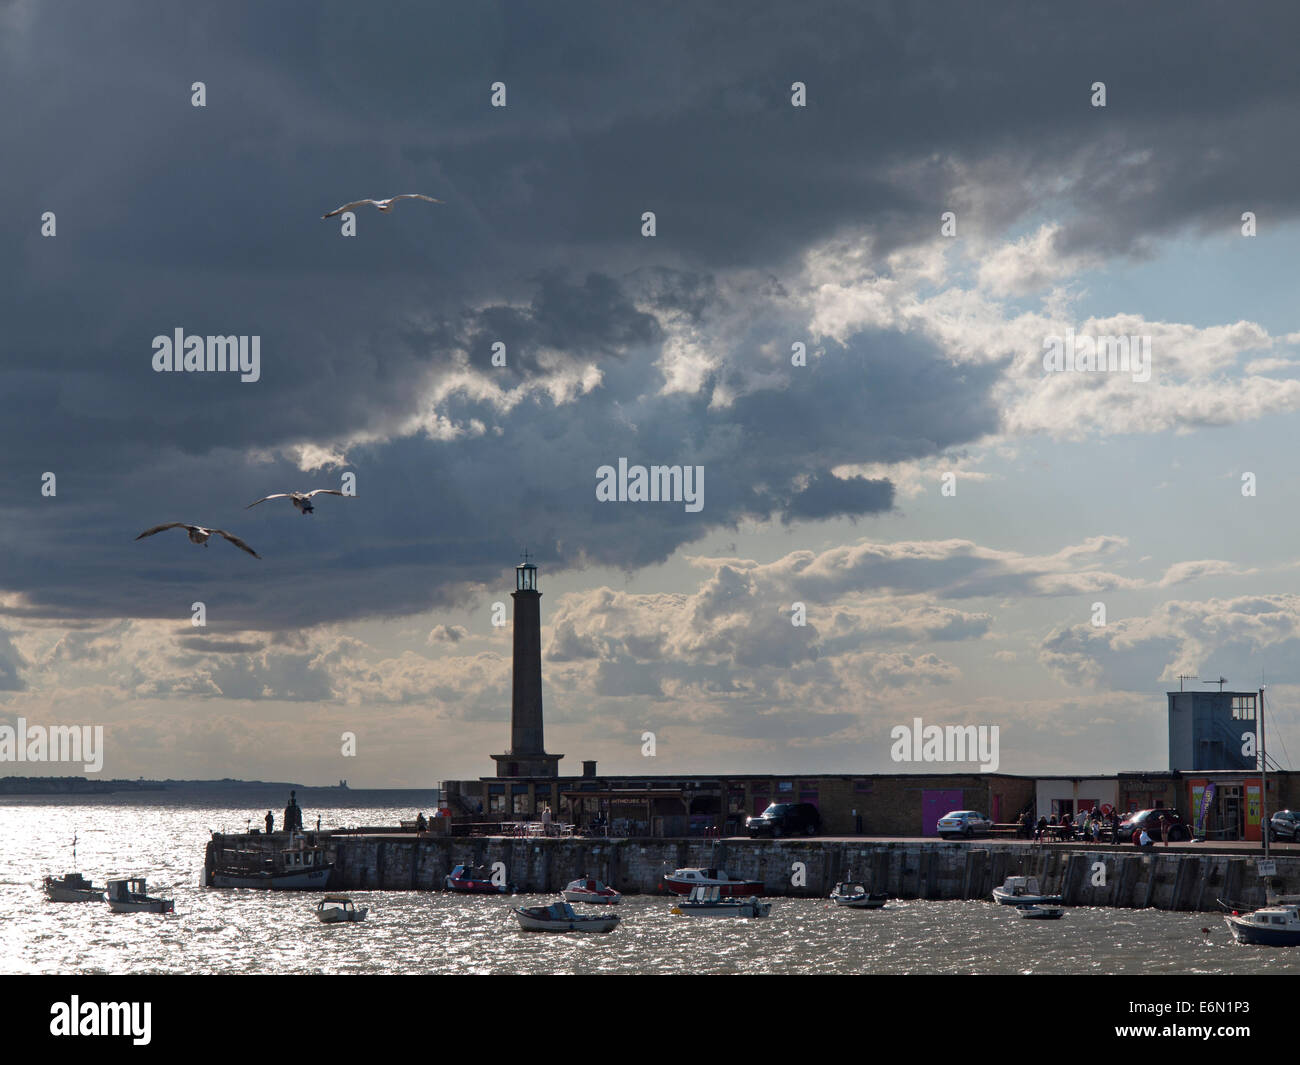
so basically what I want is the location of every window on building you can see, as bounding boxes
[1231,695,1256,720]
[489,793,505,813]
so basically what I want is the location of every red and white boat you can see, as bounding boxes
[445,864,515,894]
[663,867,763,897]
[563,876,622,905]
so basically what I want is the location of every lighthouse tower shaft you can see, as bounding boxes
[492,560,563,778]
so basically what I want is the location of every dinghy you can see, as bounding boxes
[829,880,888,909]
[1016,904,1065,919]
[563,876,622,905]
[313,895,368,923]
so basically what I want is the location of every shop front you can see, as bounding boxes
[1188,777,1263,841]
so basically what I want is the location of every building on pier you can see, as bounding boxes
[440,562,1291,839]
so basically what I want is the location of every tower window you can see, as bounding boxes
[1231,696,1256,720]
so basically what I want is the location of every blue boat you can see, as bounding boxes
[1224,904,1300,946]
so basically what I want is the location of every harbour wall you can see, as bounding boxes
[206,834,1295,911]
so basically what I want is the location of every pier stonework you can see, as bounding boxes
[203,833,1296,912]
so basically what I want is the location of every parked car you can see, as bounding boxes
[1118,808,1189,843]
[746,802,821,838]
[936,810,992,839]
[1270,810,1300,842]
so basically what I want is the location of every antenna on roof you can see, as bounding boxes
[1202,676,1228,692]
[1177,674,1198,692]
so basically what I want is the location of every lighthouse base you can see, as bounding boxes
[492,752,565,778]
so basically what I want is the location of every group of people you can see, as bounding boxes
[1020,806,1122,844]
[1017,806,1176,848]
[261,791,315,835]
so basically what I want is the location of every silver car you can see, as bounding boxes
[937,810,992,839]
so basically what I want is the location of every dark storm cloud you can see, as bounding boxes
[2,0,1297,628]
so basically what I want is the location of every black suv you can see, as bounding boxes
[1270,810,1300,842]
[1118,808,1189,843]
[746,802,821,838]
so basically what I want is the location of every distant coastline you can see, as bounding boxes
[0,776,376,796]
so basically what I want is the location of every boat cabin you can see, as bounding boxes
[282,848,325,870]
[106,878,148,901]
[1240,906,1300,927]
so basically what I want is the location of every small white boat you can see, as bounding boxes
[663,867,763,897]
[563,876,622,905]
[105,878,174,914]
[1016,904,1065,920]
[313,895,368,923]
[992,875,1062,907]
[1224,904,1300,946]
[513,901,620,933]
[671,885,770,918]
[830,880,888,909]
[43,872,106,903]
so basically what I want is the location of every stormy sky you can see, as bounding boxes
[3,1,1300,786]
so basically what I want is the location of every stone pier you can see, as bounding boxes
[204,833,1296,911]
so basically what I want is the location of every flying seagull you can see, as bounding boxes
[322,194,443,219]
[246,489,348,515]
[135,523,261,558]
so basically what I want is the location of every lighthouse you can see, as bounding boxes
[492,556,563,778]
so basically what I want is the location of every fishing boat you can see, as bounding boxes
[43,872,107,903]
[313,896,368,923]
[563,876,622,905]
[992,875,1062,906]
[43,834,105,902]
[670,885,770,918]
[1224,904,1300,946]
[1016,904,1065,919]
[513,901,620,933]
[207,839,333,890]
[105,878,174,914]
[663,867,763,897]
[829,879,888,909]
[445,863,515,894]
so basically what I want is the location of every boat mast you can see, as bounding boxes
[1260,686,1268,859]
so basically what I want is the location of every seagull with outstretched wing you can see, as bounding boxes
[135,523,261,558]
[322,194,443,219]
[246,489,349,515]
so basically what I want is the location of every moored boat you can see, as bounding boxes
[830,880,888,909]
[1224,904,1300,946]
[563,876,622,905]
[208,840,333,890]
[663,867,762,897]
[445,863,515,894]
[43,872,107,903]
[513,901,620,933]
[992,875,1062,906]
[313,896,368,923]
[105,878,174,914]
[671,885,770,918]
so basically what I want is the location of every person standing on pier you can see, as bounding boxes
[265,811,274,834]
